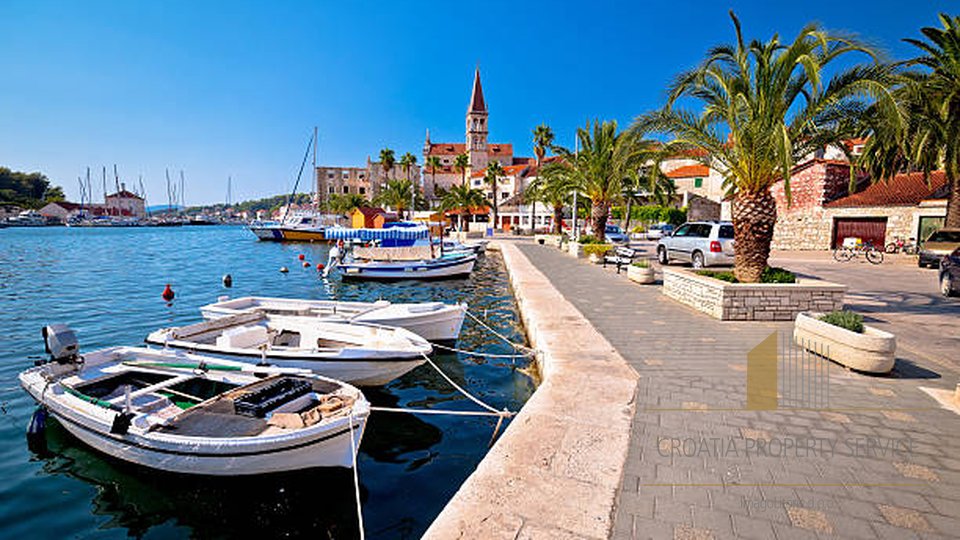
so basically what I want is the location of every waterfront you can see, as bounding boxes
[0,225,534,539]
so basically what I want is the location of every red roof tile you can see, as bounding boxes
[665,164,710,178]
[426,143,466,156]
[826,171,948,208]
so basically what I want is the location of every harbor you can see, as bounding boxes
[0,225,534,538]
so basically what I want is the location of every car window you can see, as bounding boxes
[673,224,691,237]
[928,231,960,242]
[606,226,621,233]
[719,225,734,239]
[688,224,710,238]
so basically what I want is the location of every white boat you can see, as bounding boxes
[145,312,432,386]
[21,327,369,475]
[6,210,48,227]
[200,297,467,342]
[336,253,477,281]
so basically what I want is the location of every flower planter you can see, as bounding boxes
[535,234,562,248]
[793,312,896,374]
[627,265,656,284]
[661,268,847,321]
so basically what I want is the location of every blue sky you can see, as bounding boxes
[0,1,954,205]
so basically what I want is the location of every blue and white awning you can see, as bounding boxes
[324,226,430,242]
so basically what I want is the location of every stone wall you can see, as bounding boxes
[662,268,846,321]
[771,160,854,250]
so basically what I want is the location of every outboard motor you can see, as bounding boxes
[41,324,80,365]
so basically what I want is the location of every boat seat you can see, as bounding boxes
[407,302,444,313]
[216,325,269,349]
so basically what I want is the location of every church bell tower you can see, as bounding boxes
[465,67,489,172]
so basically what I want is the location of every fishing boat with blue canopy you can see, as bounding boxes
[324,222,429,247]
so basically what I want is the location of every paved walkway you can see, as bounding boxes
[516,242,960,540]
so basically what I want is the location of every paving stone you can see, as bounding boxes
[672,524,714,540]
[877,504,936,533]
[894,462,941,482]
[785,505,834,533]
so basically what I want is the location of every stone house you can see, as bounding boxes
[771,159,949,250]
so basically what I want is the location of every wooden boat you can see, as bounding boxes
[200,297,467,342]
[21,328,369,475]
[336,253,477,281]
[145,312,431,386]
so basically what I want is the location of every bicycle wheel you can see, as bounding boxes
[865,248,884,265]
[884,242,898,254]
[833,247,852,262]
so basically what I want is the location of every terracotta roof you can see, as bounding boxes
[354,206,385,218]
[106,190,143,200]
[665,164,710,178]
[488,143,512,155]
[826,171,948,208]
[470,163,531,178]
[468,67,486,113]
[426,143,467,156]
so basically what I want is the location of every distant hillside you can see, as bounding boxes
[146,204,182,213]
[187,193,312,215]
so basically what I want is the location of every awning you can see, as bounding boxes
[324,226,430,241]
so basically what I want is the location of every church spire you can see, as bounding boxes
[468,66,486,113]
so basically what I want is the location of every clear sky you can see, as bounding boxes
[0,0,954,205]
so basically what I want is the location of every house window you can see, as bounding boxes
[694,178,703,188]
[359,187,366,195]
[328,186,335,194]
[342,186,349,194]
[327,172,335,179]
[501,192,510,199]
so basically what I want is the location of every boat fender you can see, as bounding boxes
[161,284,175,302]
[222,274,233,288]
[110,412,134,435]
[26,407,48,452]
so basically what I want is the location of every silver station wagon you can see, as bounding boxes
[657,221,736,268]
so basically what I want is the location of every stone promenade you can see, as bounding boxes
[516,242,960,540]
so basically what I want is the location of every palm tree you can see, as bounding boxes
[327,193,368,215]
[425,155,442,207]
[859,14,960,228]
[440,183,486,231]
[635,11,893,282]
[553,120,646,241]
[530,124,555,233]
[528,161,576,234]
[484,160,505,229]
[399,152,418,215]
[454,153,470,187]
[379,148,396,183]
[374,179,415,219]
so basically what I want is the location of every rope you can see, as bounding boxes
[348,412,365,540]
[370,406,507,418]
[431,342,531,359]
[464,310,534,355]
[421,353,509,416]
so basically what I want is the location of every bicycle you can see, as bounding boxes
[833,238,884,264]
[884,236,917,254]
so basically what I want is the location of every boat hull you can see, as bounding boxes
[249,226,326,242]
[338,256,476,281]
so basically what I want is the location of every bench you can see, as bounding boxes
[603,246,637,273]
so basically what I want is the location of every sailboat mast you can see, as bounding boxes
[140,175,148,217]
[180,170,185,213]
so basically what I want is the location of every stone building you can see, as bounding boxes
[104,185,145,217]
[771,159,948,250]
[316,166,372,202]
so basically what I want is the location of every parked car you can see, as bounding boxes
[645,223,675,240]
[918,228,960,268]
[605,225,629,244]
[657,221,735,268]
[939,247,960,297]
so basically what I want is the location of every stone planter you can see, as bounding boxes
[627,265,656,284]
[535,234,562,248]
[794,312,896,373]
[661,268,847,321]
[588,253,603,264]
[567,242,585,259]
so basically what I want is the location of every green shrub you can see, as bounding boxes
[631,260,650,268]
[582,243,612,256]
[819,310,864,333]
[578,235,601,245]
[697,267,797,284]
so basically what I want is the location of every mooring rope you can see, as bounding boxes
[348,412,365,540]
[464,309,535,355]
[431,342,531,359]
[370,406,506,418]
[421,353,511,416]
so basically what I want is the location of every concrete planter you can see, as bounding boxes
[567,242,585,259]
[794,312,896,374]
[627,265,656,284]
[662,268,847,321]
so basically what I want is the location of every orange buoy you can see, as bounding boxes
[316,263,324,270]
[161,284,175,302]
[302,261,310,268]
[298,254,305,261]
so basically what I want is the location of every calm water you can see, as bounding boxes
[0,225,534,539]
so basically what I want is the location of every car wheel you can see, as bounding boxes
[918,259,927,268]
[942,274,957,297]
[691,251,705,269]
[658,246,669,265]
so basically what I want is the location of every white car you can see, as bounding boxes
[657,221,735,268]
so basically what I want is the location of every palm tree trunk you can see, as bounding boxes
[732,189,777,283]
[623,199,633,234]
[591,201,609,241]
[553,204,563,234]
[945,172,960,228]
[492,178,499,230]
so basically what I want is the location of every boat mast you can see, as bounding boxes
[179,170,185,214]
[280,130,316,224]
[140,175,149,218]
[102,166,109,216]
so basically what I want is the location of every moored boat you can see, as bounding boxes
[145,312,432,385]
[200,297,467,342]
[21,326,369,475]
[335,253,477,281]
